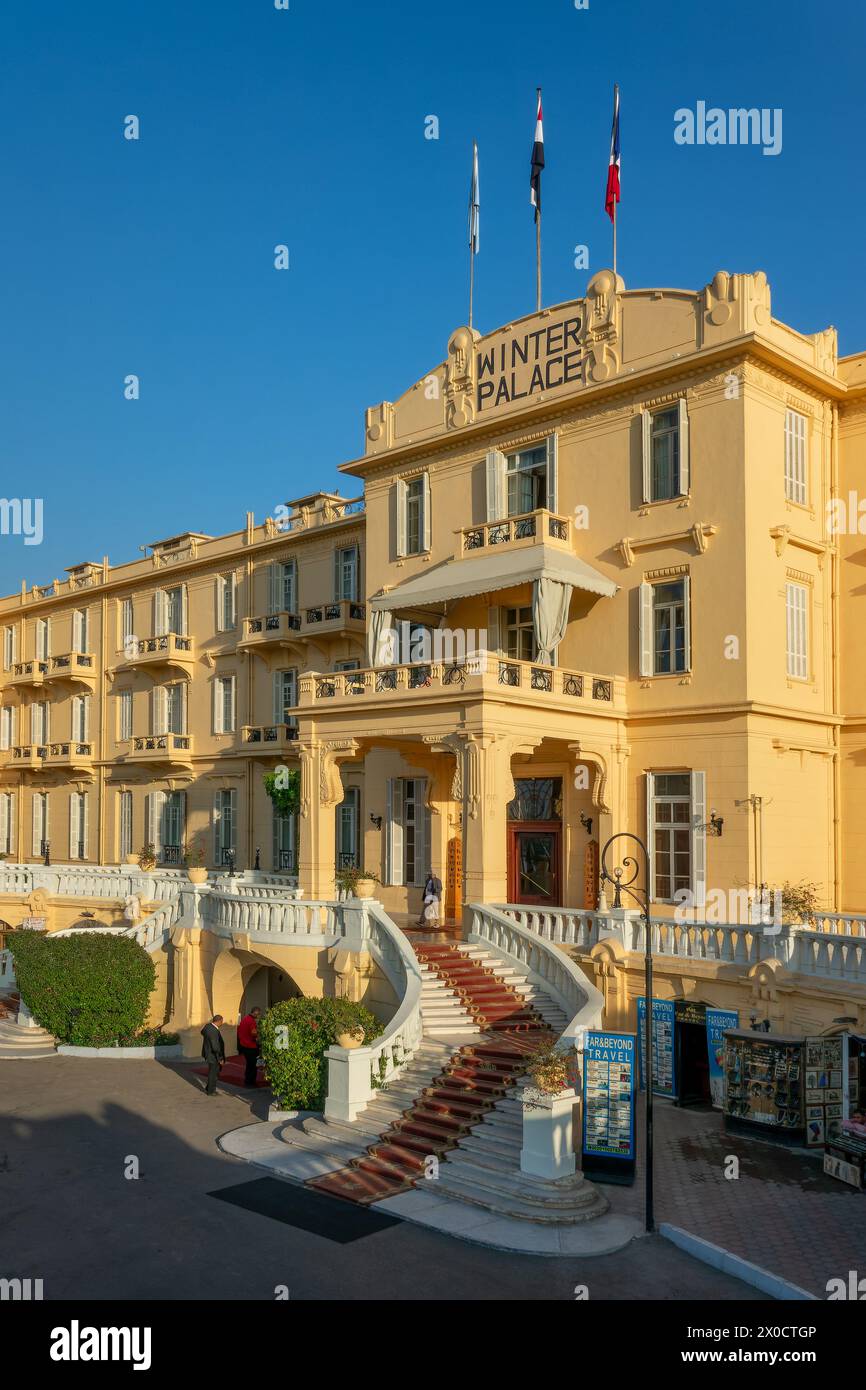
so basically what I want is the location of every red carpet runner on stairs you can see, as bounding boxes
[308,943,553,1205]
[0,992,20,1021]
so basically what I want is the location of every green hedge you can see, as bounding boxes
[258,997,384,1112]
[8,931,156,1047]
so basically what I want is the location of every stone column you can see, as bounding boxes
[459,734,516,909]
[297,739,359,901]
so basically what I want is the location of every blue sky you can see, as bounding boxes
[0,0,862,591]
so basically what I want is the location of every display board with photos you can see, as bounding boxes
[636,997,675,1097]
[581,1031,636,1184]
[723,1031,804,1132]
[804,1035,844,1147]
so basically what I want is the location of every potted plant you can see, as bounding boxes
[335,866,381,901]
[520,1044,579,1181]
[137,844,157,873]
[185,842,208,886]
[525,1044,577,1099]
[335,1024,366,1050]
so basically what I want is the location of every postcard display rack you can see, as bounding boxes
[803,1036,844,1147]
[723,1030,805,1145]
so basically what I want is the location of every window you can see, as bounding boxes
[31,702,49,746]
[31,791,49,858]
[166,587,184,634]
[334,547,359,602]
[72,609,89,654]
[273,804,296,873]
[507,445,548,516]
[642,400,689,503]
[213,675,236,734]
[269,560,297,616]
[334,659,361,671]
[785,409,807,505]
[213,789,237,866]
[36,619,50,661]
[161,791,185,864]
[0,791,15,856]
[3,626,16,670]
[385,777,430,888]
[72,695,90,742]
[647,771,706,907]
[166,683,185,735]
[69,792,88,861]
[273,670,297,727]
[217,575,236,631]
[505,606,536,662]
[118,791,133,861]
[0,706,16,751]
[396,475,431,556]
[640,577,690,677]
[118,689,133,741]
[786,581,809,680]
[337,787,361,869]
[507,778,563,821]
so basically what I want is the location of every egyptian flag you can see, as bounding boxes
[530,89,544,222]
[469,141,480,253]
[605,84,621,223]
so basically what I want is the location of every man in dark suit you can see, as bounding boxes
[201,1015,226,1096]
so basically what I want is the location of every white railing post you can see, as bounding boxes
[324,1045,381,1122]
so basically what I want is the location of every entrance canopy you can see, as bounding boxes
[369,544,617,612]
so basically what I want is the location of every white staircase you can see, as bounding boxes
[419,961,482,1038]
[455,944,570,1034]
[0,1016,57,1060]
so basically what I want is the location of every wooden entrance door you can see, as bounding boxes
[507,823,561,905]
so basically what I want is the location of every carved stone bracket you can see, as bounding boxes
[616,523,718,567]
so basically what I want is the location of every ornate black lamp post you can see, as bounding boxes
[600,831,654,1233]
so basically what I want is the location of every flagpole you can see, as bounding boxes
[469,237,475,329]
[536,212,542,313]
[613,203,617,278]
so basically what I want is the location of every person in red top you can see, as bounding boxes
[237,1007,261,1088]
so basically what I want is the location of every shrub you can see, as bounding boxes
[8,931,156,1046]
[258,997,384,1112]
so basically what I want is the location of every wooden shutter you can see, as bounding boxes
[153,591,168,638]
[485,450,506,521]
[268,564,279,615]
[0,795,8,857]
[641,410,653,505]
[32,793,41,856]
[213,793,222,863]
[7,791,15,856]
[151,687,167,736]
[395,480,407,558]
[645,772,656,904]
[229,676,237,732]
[0,709,8,752]
[690,771,707,910]
[639,581,654,677]
[212,679,222,735]
[682,574,692,671]
[69,794,80,860]
[546,434,559,514]
[386,778,404,887]
[677,398,690,496]
[422,473,432,551]
[229,789,237,851]
[10,706,16,748]
[44,701,51,745]
[287,559,298,613]
[273,671,283,725]
[181,585,189,635]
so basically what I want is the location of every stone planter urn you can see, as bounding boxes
[336,1029,365,1050]
[124,853,140,866]
[187,867,208,886]
[354,879,376,901]
[520,1086,578,1180]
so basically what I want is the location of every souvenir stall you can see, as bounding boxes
[722,1029,805,1146]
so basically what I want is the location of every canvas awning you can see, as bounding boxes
[368,544,617,612]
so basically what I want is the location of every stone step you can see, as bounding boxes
[283,1123,370,1163]
[431,1168,608,1225]
[457,1128,521,1161]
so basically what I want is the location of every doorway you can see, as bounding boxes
[508,824,561,905]
[674,1001,712,1107]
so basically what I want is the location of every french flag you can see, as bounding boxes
[605,84,621,223]
[530,88,544,222]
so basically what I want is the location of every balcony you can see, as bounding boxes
[298,653,625,715]
[240,723,300,754]
[121,634,195,677]
[459,508,572,558]
[239,612,303,651]
[10,744,49,770]
[43,652,97,688]
[300,600,366,636]
[45,741,94,774]
[6,660,49,691]
[129,733,194,768]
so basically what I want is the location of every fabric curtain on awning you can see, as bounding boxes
[368,544,616,613]
[533,577,572,665]
[367,609,394,667]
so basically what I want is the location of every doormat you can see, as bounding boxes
[207,1177,403,1243]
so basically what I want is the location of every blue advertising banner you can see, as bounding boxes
[706,1008,739,1108]
[636,997,676,1097]
[582,1031,636,1172]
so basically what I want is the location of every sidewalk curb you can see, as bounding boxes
[659,1223,818,1301]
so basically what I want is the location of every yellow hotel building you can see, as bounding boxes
[2,267,865,921]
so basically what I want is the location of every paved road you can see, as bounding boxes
[0,1057,764,1302]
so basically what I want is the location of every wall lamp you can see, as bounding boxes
[579,812,593,837]
[369,814,383,831]
[709,811,724,838]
